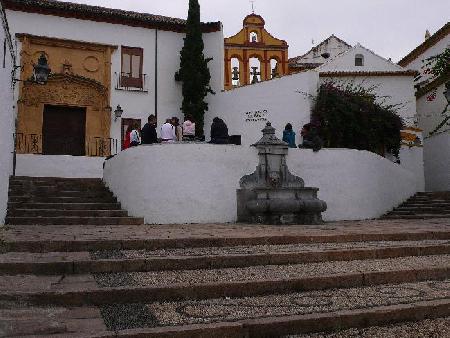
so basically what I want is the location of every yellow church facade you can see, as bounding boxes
[224,14,289,90]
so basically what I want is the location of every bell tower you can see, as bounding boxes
[224,14,289,90]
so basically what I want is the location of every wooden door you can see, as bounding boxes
[42,105,86,156]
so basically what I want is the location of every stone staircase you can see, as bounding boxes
[0,176,449,337]
[6,176,144,226]
[383,191,450,219]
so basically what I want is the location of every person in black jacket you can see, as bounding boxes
[141,115,158,144]
[209,117,229,144]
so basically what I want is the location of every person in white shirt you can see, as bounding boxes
[160,119,176,143]
[130,123,141,147]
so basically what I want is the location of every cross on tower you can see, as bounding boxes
[250,0,255,13]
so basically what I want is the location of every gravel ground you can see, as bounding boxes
[89,240,450,260]
[147,280,450,326]
[287,316,450,337]
[93,254,450,288]
[100,303,159,331]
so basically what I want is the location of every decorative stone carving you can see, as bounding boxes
[83,56,100,72]
[237,122,327,225]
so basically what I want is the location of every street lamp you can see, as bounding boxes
[114,105,123,121]
[13,53,51,85]
[33,54,51,84]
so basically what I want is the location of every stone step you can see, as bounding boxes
[0,241,449,275]
[8,190,114,198]
[5,216,144,226]
[0,255,448,306]
[7,202,122,210]
[3,223,450,253]
[103,282,449,336]
[383,214,450,219]
[10,176,103,183]
[6,209,128,218]
[0,305,106,337]
[394,206,450,212]
[286,316,450,338]
[402,202,450,207]
[8,196,118,203]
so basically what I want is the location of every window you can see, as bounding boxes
[121,46,143,88]
[355,54,364,67]
[249,32,258,43]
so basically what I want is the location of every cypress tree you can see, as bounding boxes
[175,0,214,137]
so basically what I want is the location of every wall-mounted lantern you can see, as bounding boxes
[114,105,123,121]
[13,53,51,85]
[33,54,51,84]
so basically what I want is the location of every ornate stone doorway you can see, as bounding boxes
[42,105,86,156]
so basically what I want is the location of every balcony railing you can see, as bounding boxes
[114,72,148,92]
[14,133,118,157]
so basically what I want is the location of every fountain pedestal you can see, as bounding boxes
[237,122,327,225]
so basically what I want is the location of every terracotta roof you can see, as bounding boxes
[398,22,450,67]
[319,70,417,77]
[2,0,221,33]
[289,34,352,64]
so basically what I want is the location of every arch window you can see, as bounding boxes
[355,54,364,67]
[231,57,240,87]
[249,57,261,83]
[270,58,279,78]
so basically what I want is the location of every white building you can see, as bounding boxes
[2,0,224,178]
[0,0,15,224]
[398,22,449,191]
[289,35,352,72]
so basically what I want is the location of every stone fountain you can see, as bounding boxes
[237,122,327,225]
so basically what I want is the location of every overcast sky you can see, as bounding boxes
[69,0,449,62]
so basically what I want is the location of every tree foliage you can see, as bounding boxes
[175,0,214,137]
[312,82,404,158]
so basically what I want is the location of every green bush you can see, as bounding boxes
[312,82,403,158]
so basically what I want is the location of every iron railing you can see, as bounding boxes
[114,72,148,92]
[14,133,118,157]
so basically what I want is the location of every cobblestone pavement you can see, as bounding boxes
[288,316,450,337]
[94,254,450,287]
[141,280,450,327]
[90,239,450,260]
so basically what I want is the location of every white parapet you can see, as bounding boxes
[15,154,106,178]
[104,144,421,224]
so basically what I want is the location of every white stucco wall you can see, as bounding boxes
[319,75,417,127]
[417,83,449,136]
[296,36,351,65]
[423,132,450,191]
[403,36,449,82]
[0,5,15,224]
[6,9,224,143]
[103,144,420,224]
[15,155,105,178]
[319,44,406,73]
[207,71,318,145]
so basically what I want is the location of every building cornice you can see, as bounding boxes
[16,33,118,51]
[3,0,222,33]
[415,73,450,99]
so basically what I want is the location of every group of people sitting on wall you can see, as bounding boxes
[283,122,323,152]
[123,115,231,150]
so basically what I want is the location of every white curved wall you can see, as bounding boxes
[424,132,450,191]
[104,144,420,224]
